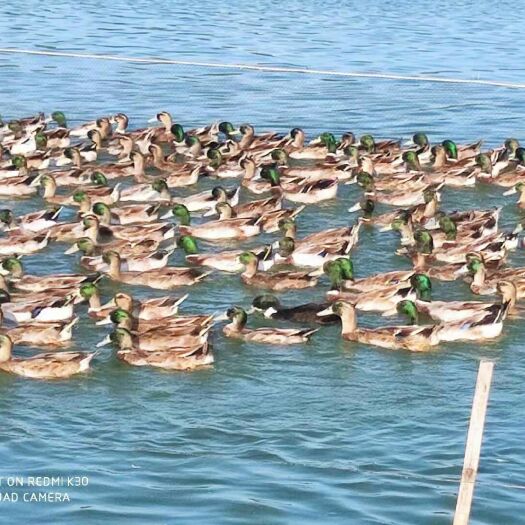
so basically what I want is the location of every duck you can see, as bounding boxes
[0,290,76,323]
[0,334,96,379]
[390,278,516,324]
[0,231,50,256]
[101,251,210,289]
[211,201,305,234]
[148,145,202,187]
[318,301,440,352]
[99,327,213,370]
[0,308,78,347]
[220,306,317,344]
[249,295,339,325]
[9,130,48,155]
[90,201,161,225]
[96,307,213,334]
[162,186,239,213]
[90,291,188,321]
[466,255,525,296]
[285,129,338,160]
[502,182,525,207]
[238,251,318,290]
[326,257,414,293]
[273,236,352,268]
[177,235,272,272]
[119,178,171,203]
[97,323,210,352]
[171,203,262,241]
[0,206,62,233]
[1,256,102,293]
[0,171,40,198]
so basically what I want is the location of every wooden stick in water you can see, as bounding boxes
[453,360,494,525]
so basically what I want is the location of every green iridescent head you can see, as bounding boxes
[439,215,457,240]
[73,190,88,204]
[260,166,281,186]
[171,203,191,225]
[396,300,419,324]
[90,172,108,186]
[324,260,344,290]
[475,153,491,173]
[319,132,337,153]
[410,273,432,301]
[92,202,110,217]
[356,171,374,191]
[177,235,198,255]
[79,282,98,300]
[515,147,525,164]
[218,122,237,136]
[76,237,96,255]
[207,148,223,169]
[467,257,484,276]
[391,210,411,231]
[2,257,23,276]
[402,150,420,170]
[239,252,258,266]
[152,178,168,193]
[110,308,132,325]
[414,229,434,254]
[271,149,289,165]
[336,257,354,280]
[51,111,67,127]
[170,123,185,143]
[360,134,375,153]
[442,139,458,159]
[12,155,26,169]
[360,198,375,217]
[35,131,47,149]
[505,138,520,155]
[413,133,429,147]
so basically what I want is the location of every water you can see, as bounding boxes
[0,1,524,523]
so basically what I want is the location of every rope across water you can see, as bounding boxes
[1,47,525,89]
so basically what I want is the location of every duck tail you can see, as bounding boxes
[195,270,212,282]
[60,316,79,340]
[300,328,319,338]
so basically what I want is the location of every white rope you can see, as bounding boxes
[1,47,525,89]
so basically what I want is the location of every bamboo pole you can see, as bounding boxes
[453,360,494,525]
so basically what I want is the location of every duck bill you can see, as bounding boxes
[378,224,393,232]
[503,187,517,196]
[96,335,112,348]
[309,267,325,277]
[213,312,229,321]
[245,306,257,314]
[29,174,43,187]
[202,208,217,217]
[229,129,241,136]
[147,117,158,123]
[317,306,334,317]
[64,244,79,255]
[348,202,362,213]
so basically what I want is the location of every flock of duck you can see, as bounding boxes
[0,110,524,379]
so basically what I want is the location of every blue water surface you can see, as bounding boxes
[0,1,524,523]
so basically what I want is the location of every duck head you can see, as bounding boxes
[2,256,23,278]
[171,204,191,226]
[360,134,375,153]
[410,273,432,302]
[396,299,420,325]
[442,139,458,160]
[51,111,67,128]
[170,123,185,143]
[177,235,199,255]
[251,295,280,316]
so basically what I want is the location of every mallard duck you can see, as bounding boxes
[178,235,272,272]
[466,255,525,296]
[91,291,188,321]
[220,306,317,344]
[249,295,339,325]
[0,171,40,198]
[260,166,339,203]
[102,251,210,289]
[0,334,96,379]
[91,202,161,225]
[0,206,62,233]
[238,251,318,290]
[99,327,213,370]
[9,130,48,155]
[390,278,516,324]
[0,291,76,323]
[0,308,78,347]
[273,236,351,268]
[97,323,210,351]
[171,203,262,241]
[318,301,440,352]
[0,231,50,256]
[163,186,240,214]
[1,256,101,293]
[284,129,338,160]
[96,307,213,334]
[119,179,171,203]
[503,182,525,207]
[326,257,414,292]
